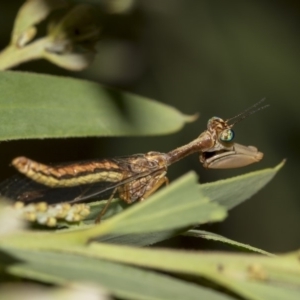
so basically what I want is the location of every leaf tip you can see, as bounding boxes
[275,159,286,171]
[183,113,199,123]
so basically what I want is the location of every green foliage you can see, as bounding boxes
[0,71,193,139]
[0,1,295,300]
[0,156,287,300]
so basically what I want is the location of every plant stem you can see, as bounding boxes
[0,38,50,70]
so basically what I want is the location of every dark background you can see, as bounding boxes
[0,1,299,252]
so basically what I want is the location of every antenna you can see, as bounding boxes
[227,98,269,127]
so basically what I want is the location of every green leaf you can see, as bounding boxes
[0,172,226,249]
[200,160,285,210]
[0,164,289,300]
[85,199,126,224]
[184,230,275,256]
[82,162,283,246]
[95,229,188,246]
[88,172,226,236]
[5,248,234,300]
[0,71,194,140]
[54,243,300,300]
[0,163,281,249]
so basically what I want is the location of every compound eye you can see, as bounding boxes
[219,129,235,142]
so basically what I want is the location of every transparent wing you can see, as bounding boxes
[0,154,165,205]
[0,174,119,205]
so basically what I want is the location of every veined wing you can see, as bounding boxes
[0,175,117,204]
[0,154,165,205]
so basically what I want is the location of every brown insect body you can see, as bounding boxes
[12,152,169,205]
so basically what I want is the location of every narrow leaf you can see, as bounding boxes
[5,248,234,300]
[0,71,194,140]
[0,172,225,248]
[88,172,226,235]
[65,243,300,300]
[0,163,281,249]
[84,163,282,245]
[184,230,275,256]
[200,160,285,210]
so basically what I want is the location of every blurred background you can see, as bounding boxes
[0,0,299,252]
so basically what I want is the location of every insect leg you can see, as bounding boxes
[140,176,169,201]
[95,187,118,223]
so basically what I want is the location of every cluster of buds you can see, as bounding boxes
[13,201,90,227]
[1,0,100,70]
